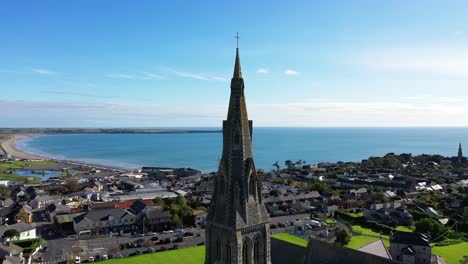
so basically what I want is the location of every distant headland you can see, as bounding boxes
[0,128,221,134]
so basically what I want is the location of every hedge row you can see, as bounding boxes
[335,210,393,235]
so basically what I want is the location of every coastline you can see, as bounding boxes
[1,134,47,160]
[1,133,128,172]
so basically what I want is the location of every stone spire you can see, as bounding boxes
[458,142,463,163]
[233,48,243,79]
[205,46,271,264]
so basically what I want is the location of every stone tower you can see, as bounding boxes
[458,142,463,164]
[205,47,271,264]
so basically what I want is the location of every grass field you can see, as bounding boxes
[101,246,205,264]
[432,242,468,264]
[395,226,414,232]
[0,161,51,182]
[351,225,389,239]
[271,233,308,247]
[346,236,379,249]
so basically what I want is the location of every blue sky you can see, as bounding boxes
[2,0,468,127]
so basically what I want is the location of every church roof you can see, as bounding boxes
[233,48,242,79]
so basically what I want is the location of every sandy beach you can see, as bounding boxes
[0,134,47,160]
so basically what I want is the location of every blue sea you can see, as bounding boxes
[15,127,468,172]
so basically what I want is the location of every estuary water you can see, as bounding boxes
[16,127,468,172]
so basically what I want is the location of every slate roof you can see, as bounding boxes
[390,231,431,247]
[303,239,399,264]
[55,212,85,224]
[357,239,392,259]
[74,208,134,224]
[0,223,34,237]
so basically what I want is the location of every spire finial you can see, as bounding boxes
[234,32,240,49]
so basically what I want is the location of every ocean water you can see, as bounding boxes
[16,127,468,172]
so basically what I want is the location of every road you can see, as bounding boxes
[35,213,333,263]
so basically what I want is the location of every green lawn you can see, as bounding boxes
[272,233,308,247]
[0,173,40,182]
[346,236,379,249]
[0,162,23,169]
[351,225,389,239]
[347,212,364,218]
[101,246,205,264]
[433,242,468,264]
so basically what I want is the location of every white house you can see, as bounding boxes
[0,222,37,241]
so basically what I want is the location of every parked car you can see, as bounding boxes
[151,236,159,241]
[134,239,145,243]
[160,246,168,251]
[41,246,48,252]
[183,231,194,237]
[162,230,174,234]
[159,238,171,244]
[95,255,101,261]
[116,253,123,258]
[136,250,142,255]
[173,237,183,243]
[102,255,108,260]
[270,224,278,229]
[172,244,180,250]
[120,244,125,250]
[197,241,205,246]
[147,247,156,253]
[74,256,80,264]
[88,256,94,262]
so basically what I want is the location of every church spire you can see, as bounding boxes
[233,48,243,79]
[458,142,463,163]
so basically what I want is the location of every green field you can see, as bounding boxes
[101,246,205,264]
[351,225,389,239]
[271,233,308,247]
[0,161,51,182]
[433,242,468,264]
[395,226,414,232]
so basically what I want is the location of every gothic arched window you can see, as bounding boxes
[254,236,263,264]
[216,239,221,260]
[225,241,231,264]
[243,238,251,264]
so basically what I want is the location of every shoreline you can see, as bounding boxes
[1,134,129,172]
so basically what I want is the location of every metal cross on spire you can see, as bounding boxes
[234,32,240,48]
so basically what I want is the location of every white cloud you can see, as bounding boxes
[162,67,227,82]
[284,69,299,76]
[106,73,138,79]
[32,68,57,75]
[248,96,468,127]
[141,72,165,80]
[354,48,468,78]
[257,68,269,74]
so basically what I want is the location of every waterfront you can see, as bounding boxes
[14,127,468,172]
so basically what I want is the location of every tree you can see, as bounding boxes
[272,161,280,171]
[285,160,295,170]
[335,229,351,246]
[64,177,79,193]
[171,214,181,227]
[2,229,19,240]
[415,218,446,239]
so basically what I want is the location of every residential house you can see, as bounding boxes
[0,242,23,263]
[364,202,413,226]
[14,205,32,223]
[144,207,172,231]
[193,209,207,227]
[0,223,36,241]
[73,208,137,236]
[28,194,55,209]
[389,231,431,264]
